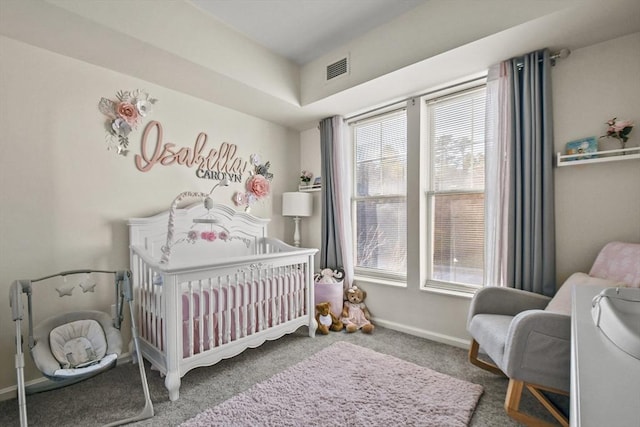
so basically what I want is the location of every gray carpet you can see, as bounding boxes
[0,326,566,426]
[181,341,483,426]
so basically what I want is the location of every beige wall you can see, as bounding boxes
[300,32,640,347]
[298,128,322,267]
[553,32,640,281]
[0,36,300,392]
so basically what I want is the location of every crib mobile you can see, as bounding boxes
[159,178,252,264]
[9,269,154,427]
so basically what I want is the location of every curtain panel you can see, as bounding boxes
[485,49,556,296]
[319,116,354,287]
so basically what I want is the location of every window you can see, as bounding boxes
[425,87,486,289]
[348,82,485,293]
[351,110,407,279]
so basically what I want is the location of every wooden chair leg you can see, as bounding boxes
[468,339,504,376]
[505,379,569,427]
[526,384,569,427]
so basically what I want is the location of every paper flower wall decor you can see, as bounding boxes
[233,154,273,212]
[98,89,158,156]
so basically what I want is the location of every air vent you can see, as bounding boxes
[326,56,349,81]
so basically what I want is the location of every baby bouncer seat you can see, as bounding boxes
[9,269,154,426]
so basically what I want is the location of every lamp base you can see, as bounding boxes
[292,216,301,247]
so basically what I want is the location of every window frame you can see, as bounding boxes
[422,85,487,293]
[350,107,408,283]
[347,79,487,295]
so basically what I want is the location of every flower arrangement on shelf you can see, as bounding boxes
[600,117,634,149]
[300,170,313,185]
[98,89,158,155]
[233,154,273,212]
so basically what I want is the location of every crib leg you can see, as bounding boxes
[308,316,317,338]
[165,371,181,401]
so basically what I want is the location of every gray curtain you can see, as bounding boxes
[319,117,342,270]
[506,49,556,296]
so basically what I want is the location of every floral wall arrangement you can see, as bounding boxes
[233,154,273,212]
[98,89,158,155]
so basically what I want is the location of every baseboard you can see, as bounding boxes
[372,318,471,349]
[0,352,133,402]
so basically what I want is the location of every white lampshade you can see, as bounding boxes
[282,192,313,217]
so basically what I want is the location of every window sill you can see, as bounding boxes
[352,275,480,299]
[421,286,475,299]
[421,281,479,299]
[353,274,407,288]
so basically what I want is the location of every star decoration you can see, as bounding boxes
[79,282,97,293]
[55,285,75,297]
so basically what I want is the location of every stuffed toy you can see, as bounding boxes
[315,302,343,335]
[341,285,374,333]
[313,268,344,284]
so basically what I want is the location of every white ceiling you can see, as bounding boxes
[1,0,639,131]
[189,0,428,65]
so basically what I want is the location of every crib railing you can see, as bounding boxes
[180,263,307,358]
[130,242,315,369]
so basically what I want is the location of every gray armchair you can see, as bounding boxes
[467,241,640,426]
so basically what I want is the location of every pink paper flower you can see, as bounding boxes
[116,102,139,126]
[200,231,217,241]
[247,174,270,198]
[233,192,246,206]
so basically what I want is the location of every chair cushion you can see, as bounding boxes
[49,319,107,369]
[545,272,626,315]
[468,313,514,369]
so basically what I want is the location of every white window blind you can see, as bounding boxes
[426,87,485,287]
[352,111,407,277]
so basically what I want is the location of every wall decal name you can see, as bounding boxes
[135,121,249,182]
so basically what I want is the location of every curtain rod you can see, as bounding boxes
[344,48,570,124]
[516,48,571,68]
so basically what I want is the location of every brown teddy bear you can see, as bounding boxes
[341,285,374,333]
[315,301,343,335]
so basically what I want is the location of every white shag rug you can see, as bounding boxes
[181,341,483,427]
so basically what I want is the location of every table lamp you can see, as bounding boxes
[282,192,313,247]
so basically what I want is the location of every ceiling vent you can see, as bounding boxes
[326,56,349,81]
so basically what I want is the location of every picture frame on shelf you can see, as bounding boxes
[312,177,321,188]
[565,136,598,160]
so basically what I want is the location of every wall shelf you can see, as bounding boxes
[298,184,321,192]
[556,146,640,167]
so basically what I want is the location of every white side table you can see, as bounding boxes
[570,284,640,427]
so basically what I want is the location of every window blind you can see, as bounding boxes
[352,111,407,276]
[426,88,485,286]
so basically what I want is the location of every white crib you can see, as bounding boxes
[128,203,317,401]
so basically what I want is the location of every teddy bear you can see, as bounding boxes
[341,285,374,333]
[315,301,343,335]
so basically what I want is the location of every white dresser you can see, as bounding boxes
[570,284,640,427]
